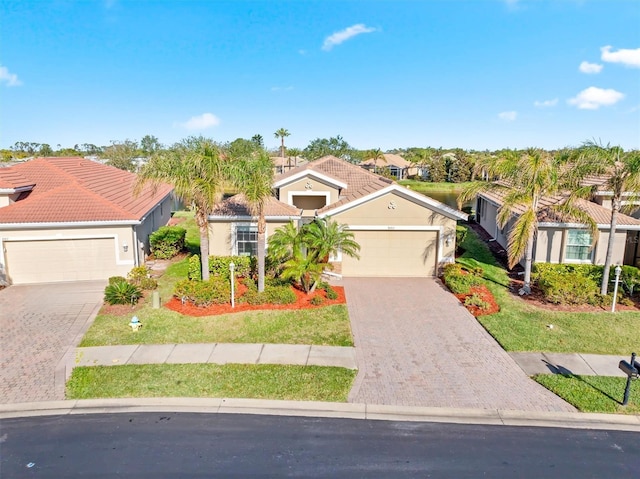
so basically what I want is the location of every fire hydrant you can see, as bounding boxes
[129,316,142,331]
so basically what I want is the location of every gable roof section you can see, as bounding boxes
[209,194,302,219]
[479,189,640,228]
[361,153,411,169]
[319,184,468,221]
[0,157,173,224]
[0,168,35,192]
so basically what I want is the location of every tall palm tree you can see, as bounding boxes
[575,141,640,294]
[274,128,290,158]
[229,150,274,293]
[135,137,226,280]
[459,148,597,294]
[368,148,386,174]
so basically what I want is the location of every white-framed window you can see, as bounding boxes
[235,224,258,256]
[565,230,593,262]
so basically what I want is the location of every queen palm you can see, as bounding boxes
[229,150,274,293]
[368,148,386,174]
[459,148,596,294]
[302,217,360,265]
[274,128,290,158]
[575,141,640,294]
[135,137,226,280]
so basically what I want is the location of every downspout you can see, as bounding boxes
[133,227,140,267]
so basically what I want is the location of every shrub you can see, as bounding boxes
[464,293,490,310]
[209,256,253,279]
[325,287,339,300]
[188,254,202,281]
[240,284,297,305]
[535,268,599,305]
[455,225,468,248]
[442,263,481,295]
[127,266,157,290]
[104,280,142,305]
[149,226,186,259]
[310,295,324,306]
[108,276,127,285]
[174,278,231,306]
[621,265,640,297]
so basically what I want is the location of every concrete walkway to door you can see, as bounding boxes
[0,281,105,404]
[343,278,576,412]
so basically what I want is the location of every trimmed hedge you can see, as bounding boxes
[442,263,482,295]
[209,255,254,279]
[188,254,202,281]
[174,278,231,306]
[149,226,186,259]
[239,277,297,305]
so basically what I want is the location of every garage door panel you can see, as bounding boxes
[342,230,438,277]
[5,238,117,284]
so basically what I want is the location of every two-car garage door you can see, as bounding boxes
[341,229,439,277]
[4,238,117,284]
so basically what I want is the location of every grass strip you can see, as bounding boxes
[534,374,639,415]
[81,304,352,347]
[67,364,356,402]
[458,225,640,355]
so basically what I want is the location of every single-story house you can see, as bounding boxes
[0,157,173,285]
[476,189,640,268]
[209,155,467,277]
[359,153,420,181]
[271,156,308,175]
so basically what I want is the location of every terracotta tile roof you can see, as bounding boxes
[360,153,411,168]
[0,157,173,224]
[211,194,301,217]
[480,189,640,227]
[270,156,308,168]
[0,168,35,189]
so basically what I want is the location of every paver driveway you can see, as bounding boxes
[344,278,575,412]
[0,281,105,404]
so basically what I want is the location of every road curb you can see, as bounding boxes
[1,398,638,432]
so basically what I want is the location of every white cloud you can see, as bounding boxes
[567,86,624,110]
[0,65,22,86]
[534,98,558,108]
[179,113,220,130]
[579,61,603,74]
[601,45,640,68]
[498,111,517,121]
[322,24,376,51]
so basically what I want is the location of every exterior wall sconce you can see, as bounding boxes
[122,241,128,253]
[445,234,453,247]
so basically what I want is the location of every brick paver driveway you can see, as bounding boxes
[0,281,105,404]
[344,278,575,412]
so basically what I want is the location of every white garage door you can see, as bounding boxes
[5,238,117,284]
[341,230,439,277]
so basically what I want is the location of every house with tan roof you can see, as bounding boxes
[359,153,420,180]
[476,187,640,268]
[209,155,468,277]
[0,157,173,285]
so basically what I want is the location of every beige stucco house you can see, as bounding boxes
[0,157,173,285]
[360,153,420,180]
[476,189,640,268]
[209,155,468,277]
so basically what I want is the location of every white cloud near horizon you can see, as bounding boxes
[579,61,603,74]
[568,86,624,110]
[498,111,517,121]
[179,113,220,130]
[534,98,558,108]
[322,24,377,51]
[0,66,22,86]
[601,45,640,68]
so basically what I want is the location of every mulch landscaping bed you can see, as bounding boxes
[165,284,346,317]
[454,284,500,317]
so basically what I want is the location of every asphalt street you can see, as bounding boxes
[1,413,639,478]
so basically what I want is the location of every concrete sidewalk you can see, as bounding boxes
[509,352,630,377]
[74,343,357,370]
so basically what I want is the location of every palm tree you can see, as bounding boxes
[575,141,640,294]
[229,150,274,293]
[135,137,226,280]
[302,217,360,265]
[274,128,290,158]
[458,148,597,294]
[368,148,386,174]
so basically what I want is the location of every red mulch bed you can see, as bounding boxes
[454,284,500,317]
[165,284,346,317]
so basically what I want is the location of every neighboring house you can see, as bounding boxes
[476,189,640,268]
[359,154,420,181]
[0,157,173,285]
[209,155,468,277]
[271,156,308,175]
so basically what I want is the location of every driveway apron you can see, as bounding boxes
[344,278,575,412]
[0,281,105,404]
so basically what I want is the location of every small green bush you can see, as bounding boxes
[310,295,324,306]
[149,226,186,259]
[621,265,640,297]
[240,284,297,305]
[455,225,468,248]
[535,268,599,305]
[325,287,339,300]
[442,263,481,295]
[174,278,231,306]
[188,254,202,281]
[108,276,127,285]
[127,266,157,290]
[209,256,253,279]
[104,280,142,305]
[464,293,490,310]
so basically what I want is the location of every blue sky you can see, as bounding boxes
[1,0,639,152]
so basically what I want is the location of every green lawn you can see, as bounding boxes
[534,375,640,414]
[67,364,356,402]
[458,225,640,355]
